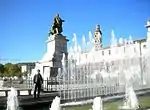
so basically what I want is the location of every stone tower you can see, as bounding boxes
[94,24,102,51]
[146,20,150,38]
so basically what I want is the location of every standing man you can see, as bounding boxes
[33,69,43,98]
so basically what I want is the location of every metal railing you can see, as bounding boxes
[1,56,150,102]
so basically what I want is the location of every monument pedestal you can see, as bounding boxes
[32,34,69,80]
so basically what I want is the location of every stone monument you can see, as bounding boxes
[31,13,69,80]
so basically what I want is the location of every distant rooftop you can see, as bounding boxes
[18,62,36,65]
[133,38,146,43]
[102,38,146,50]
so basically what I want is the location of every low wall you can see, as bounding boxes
[0,89,32,97]
[61,88,150,107]
[60,88,150,104]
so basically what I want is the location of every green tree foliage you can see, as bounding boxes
[0,63,5,77]
[0,63,22,77]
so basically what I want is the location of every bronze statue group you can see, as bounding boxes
[48,13,65,36]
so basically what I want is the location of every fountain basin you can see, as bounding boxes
[0,91,60,110]
[118,106,138,110]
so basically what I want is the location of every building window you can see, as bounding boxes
[134,47,136,53]
[108,50,111,55]
[143,45,146,48]
[124,47,126,53]
[102,51,104,56]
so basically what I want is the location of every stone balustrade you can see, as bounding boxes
[0,88,32,97]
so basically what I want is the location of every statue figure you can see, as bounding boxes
[49,13,65,35]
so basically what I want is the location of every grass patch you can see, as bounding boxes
[64,95,150,110]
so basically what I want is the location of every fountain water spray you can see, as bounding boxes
[58,22,149,109]
[82,35,86,52]
[121,85,139,110]
[92,97,103,110]
[6,87,19,110]
[119,58,139,110]
[110,30,117,47]
[50,96,61,110]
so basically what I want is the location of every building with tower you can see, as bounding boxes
[71,20,149,65]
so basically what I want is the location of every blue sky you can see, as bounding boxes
[0,0,150,62]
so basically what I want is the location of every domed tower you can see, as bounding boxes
[146,20,150,38]
[94,24,102,51]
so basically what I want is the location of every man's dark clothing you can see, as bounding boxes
[33,73,43,98]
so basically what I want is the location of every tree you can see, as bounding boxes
[0,63,5,77]
[11,64,21,76]
[4,63,13,77]
[4,63,21,77]
[22,71,28,77]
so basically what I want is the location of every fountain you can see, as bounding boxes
[92,97,103,110]
[50,96,61,110]
[26,19,150,110]
[118,44,140,110]
[61,28,150,109]
[120,85,139,110]
[119,63,139,108]
[6,87,19,110]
